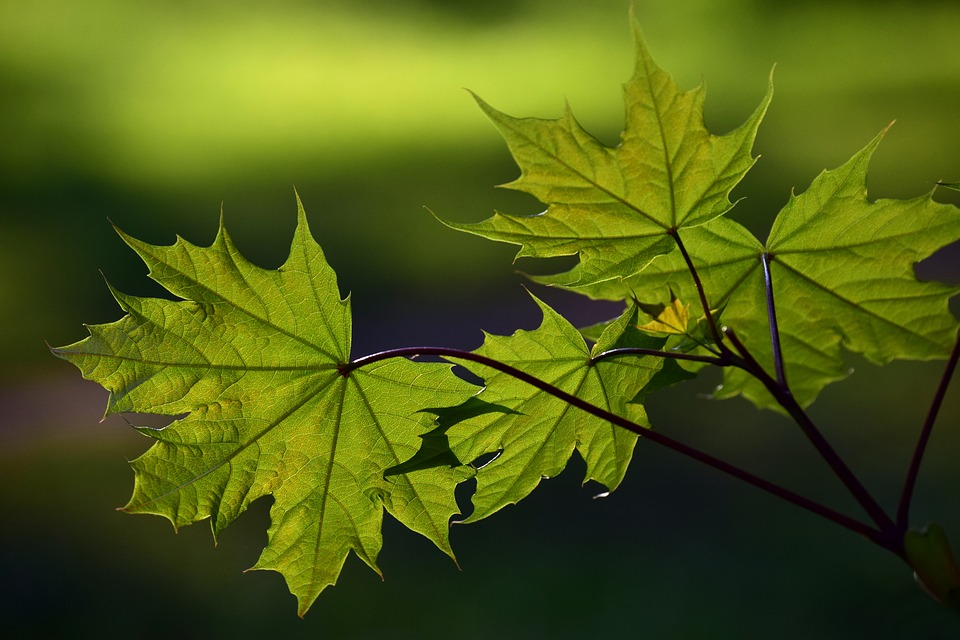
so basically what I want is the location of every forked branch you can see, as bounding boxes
[722,327,896,537]
[668,227,895,537]
[897,328,960,528]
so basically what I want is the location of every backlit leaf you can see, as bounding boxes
[442,298,670,522]
[440,17,771,287]
[53,198,477,615]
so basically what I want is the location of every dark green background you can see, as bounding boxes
[2,0,959,637]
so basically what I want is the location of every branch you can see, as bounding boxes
[345,345,890,549]
[670,229,727,350]
[897,327,960,528]
[761,252,787,387]
[723,327,896,536]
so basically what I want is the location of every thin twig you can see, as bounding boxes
[761,252,787,387]
[723,327,896,536]
[670,229,726,350]
[345,345,891,549]
[897,327,960,528]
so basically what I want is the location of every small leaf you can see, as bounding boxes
[533,132,960,409]
[443,296,667,523]
[636,293,692,335]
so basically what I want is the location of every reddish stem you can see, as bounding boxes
[897,327,960,528]
[345,345,890,549]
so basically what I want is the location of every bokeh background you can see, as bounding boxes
[2,0,960,637]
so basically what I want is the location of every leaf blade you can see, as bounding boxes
[53,200,477,615]
[441,297,668,523]
[441,18,772,286]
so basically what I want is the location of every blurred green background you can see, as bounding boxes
[2,0,960,637]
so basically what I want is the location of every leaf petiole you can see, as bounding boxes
[761,252,788,387]
[669,229,727,352]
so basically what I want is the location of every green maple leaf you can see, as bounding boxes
[558,134,960,408]
[439,298,673,522]
[719,131,960,406]
[439,18,771,287]
[52,198,477,615]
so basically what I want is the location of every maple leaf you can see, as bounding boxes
[718,132,960,407]
[52,198,477,615]
[439,18,772,287]
[534,134,960,409]
[436,298,675,522]
[635,293,694,336]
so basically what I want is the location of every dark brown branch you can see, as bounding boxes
[722,327,896,539]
